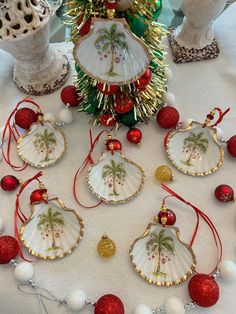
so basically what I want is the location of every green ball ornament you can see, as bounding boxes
[126,14,147,38]
[152,0,162,20]
[119,110,138,127]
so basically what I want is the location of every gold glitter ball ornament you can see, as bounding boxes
[97,235,116,258]
[155,165,173,183]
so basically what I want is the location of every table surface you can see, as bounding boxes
[0,4,236,314]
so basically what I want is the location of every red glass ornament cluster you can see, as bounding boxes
[127,128,142,144]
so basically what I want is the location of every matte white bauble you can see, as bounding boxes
[165,68,173,81]
[164,92,176,106]
[67,289,87,311]
[58,109,73,124]
[0,217,4,233]
[117,0,133,11]
[14,262,35,283]
[134,304,152,314]
[219,260,236,281]
[44,112,57,124]
[180,119,193,129]
[215,127,223,141]
[165,297,185,314]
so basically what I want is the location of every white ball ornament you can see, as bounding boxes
[215,127,223,141]
[134,304,152,314]
[180,119,193,129]
[58,108,73,124]
[165,297,185,314]
[219,260,236,281]
[67,289,87,312]
[14,262,34,283]
[164,92,176,106]
[44,112,57,124]
[0,217,4,233]
[165,67,173,81]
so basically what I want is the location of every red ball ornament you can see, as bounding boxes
[134,68,152,91]
[106,139,122,152]
[158,209,176,226]
[15,108,38,129]
[94,294,125,314]
[127,128,142,144]
[227,135,236,158]
[30,189,48,204]
[188,274,219,307]
[1,175,20,191]
[61,85,80,107]
[156,106,180,129]
[114,95,133,114]
[97,83,120,95]
[100,114,116,127]
[106,1,118,10]
[0,236,19,264]
[215,184,234,202]
[77,16,92,37]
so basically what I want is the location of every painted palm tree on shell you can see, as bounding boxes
[146,230,175,277]
[102,160,126,196]
[182,132,209,167]
[37,207,64,251]
[33,129,57,163]
[95,23,129,77]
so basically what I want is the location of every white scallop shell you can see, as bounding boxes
[166,121,224,176]
[17,121,66,168]
[130,223,196,286]
[74,18,149,85]
[20,198,84,260]
[87,151,145,204]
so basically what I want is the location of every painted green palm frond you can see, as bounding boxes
[115,32,126,39]
[114,40,129,51]
[102,42,110,51]
[95,35,110,45]
[109,24,117,36]
[162,242,175,254]
[37,207,64,229]
[146,238,158,249]
[97,28,110,36]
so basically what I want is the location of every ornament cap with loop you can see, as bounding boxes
[202,107,230,128]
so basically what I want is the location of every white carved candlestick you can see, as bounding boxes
[0,0,70,95]
[169,0,227,63]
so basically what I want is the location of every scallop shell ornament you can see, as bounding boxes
[166,121,224,176]
[73,18,149,85]
[130,222,196,286]
[17,120,66,168]
[87,137,145,204]
[20,197,84,260]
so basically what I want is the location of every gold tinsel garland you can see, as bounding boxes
[66,0,168,126]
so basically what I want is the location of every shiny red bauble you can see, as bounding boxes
[158,209,176,226]
[94,294,125,314]
[100,114,117,127]
[15,108,38,129]
[227,135,236,158]
[114,95,133,114]
[214,184,234,202]
[127,128,142,144]
[61,85,80,107]
[0,175,20,191]
[135,68,152,91]
[0,236,19,264]
[97,83,120,95]
[30,189,48,204]
[188,274,219,307]
[77,16,92,37]
[156,106,180,129]
[106,139,122,152]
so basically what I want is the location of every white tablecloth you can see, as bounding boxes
[0,4,236,314]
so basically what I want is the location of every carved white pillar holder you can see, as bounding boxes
[169,0,227,63]
[0,0,70,95]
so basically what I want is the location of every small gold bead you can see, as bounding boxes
[97,235,116,258]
